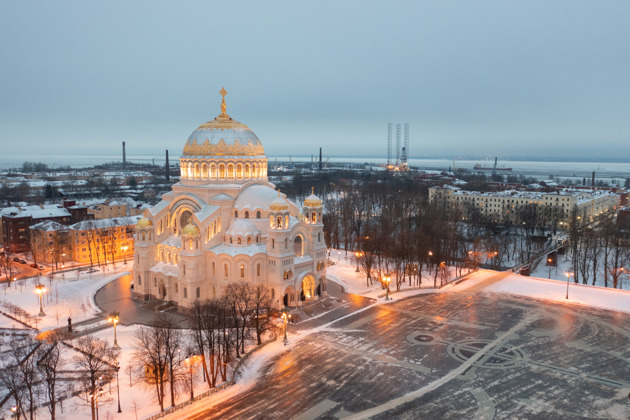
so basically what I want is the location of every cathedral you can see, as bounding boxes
[132,88,327,311]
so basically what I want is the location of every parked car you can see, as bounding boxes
[38,265,45,270]
[30,263,38,268]
[19,259,27,264]
[13,257,20,262]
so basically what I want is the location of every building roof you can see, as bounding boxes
[234,184,279,210]
[70,216,141,230]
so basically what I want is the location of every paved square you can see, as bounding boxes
[185,290,630,419]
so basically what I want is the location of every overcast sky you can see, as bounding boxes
[1,1,629,160]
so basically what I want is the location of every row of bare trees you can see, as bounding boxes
[568,210,629,287]
[133,283,275,412]
[0,334,118,420]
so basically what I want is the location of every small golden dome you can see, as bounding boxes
[304,188,322,207]
[270,193,289,211]
[181,223,200,236]
[137,217,153,228]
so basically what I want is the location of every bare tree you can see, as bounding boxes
[73,336,117,420]
[37,332,65,420]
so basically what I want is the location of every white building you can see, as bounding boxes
[429,185,619,226]
[133,89,327,310]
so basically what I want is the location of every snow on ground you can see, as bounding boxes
[326,250,462,299]
[484,272,630,314]
[0,265,129,331]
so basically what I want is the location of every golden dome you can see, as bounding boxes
[304,187,322,207]
[270,193,289,211]
[182,88,266,157]
[137,217,153,228]
[181,223,200,236]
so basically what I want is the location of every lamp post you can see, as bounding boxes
[383,274,391,300]
[35,284,46,317]
[355,251,363,272]
[122,245,128,265]
[107,311,121,350]
[564,272,573,300]
[115,360,121,413]
[547,258,552,279]
[281,310,291,345]
[185,355,195,400]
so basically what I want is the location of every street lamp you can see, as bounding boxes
[355,251,363,272]
[281,310,291,346]
[564,272,574,300]
[547,258,552,279]
[107,311,121,350]
[122,245,128,265]
[184,355,196,400]
[115,360,122,413]
[383,274,391,300]
[35,284,46,317]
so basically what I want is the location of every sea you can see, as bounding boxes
[1,154,629,182]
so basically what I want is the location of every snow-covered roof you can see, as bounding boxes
[70,216,141,230]
[208,243,266,257]
[194,204,221,223]
[234,184,279,210]
[226,219,260,237]
[149,262,179,277]
[160,235,182,248]
[1,205,70,219]
[30,220,67,232]
[209,193,233,201]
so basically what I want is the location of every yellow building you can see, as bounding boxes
[30,216,138,266]
[88,201,128,219]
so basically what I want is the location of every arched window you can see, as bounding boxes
[318,232,321,242]
[271,288,275,299]
[212,286,216,298]
[236,163,243,179]
[175,283,179,293]
[253,163,258,178]
[240,264,245,278]
[285,238,288,249]
[212,261,215,275]
[210,163,217,179]
[194,163,200,178]
[227,164,234,179]
[276,216,282,229]
[256,211,261,219]
[244,211,249,219]
[234,210,238,218]
[237,237,242,245]
[285,215,289,229]
[272,239,275,249]
[312,211,317,223]
[224,264,228,277]
[257,263,261,276]
[183,264,186,275]
[196,287,200,299]
[230,237,233,244]
[219,164,225,178]
[256,235,260,243]
[184,288,188,298]
[247,236,252,244]
[244,163,251,178]
[269,216,275,229]
[294,236,303,256]
[201,163,208,178]
[138,275,141,286]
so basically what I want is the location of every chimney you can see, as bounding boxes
[165,150,170,182]
[319,147,322,171]
[122,141,127,170]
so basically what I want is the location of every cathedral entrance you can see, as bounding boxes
[301,275,316,299]
[158,280,167,299]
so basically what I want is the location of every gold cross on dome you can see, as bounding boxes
[219,87,228,116]
[311,186,314,194]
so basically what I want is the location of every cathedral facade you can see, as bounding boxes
[132,89,327,310]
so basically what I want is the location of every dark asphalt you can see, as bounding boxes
[94,274,189,327]
[182,289,630,419]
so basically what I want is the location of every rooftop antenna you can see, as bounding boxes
[396,123,401,167]
[387,123,392,166]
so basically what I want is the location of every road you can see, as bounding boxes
[181,285,630,419]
